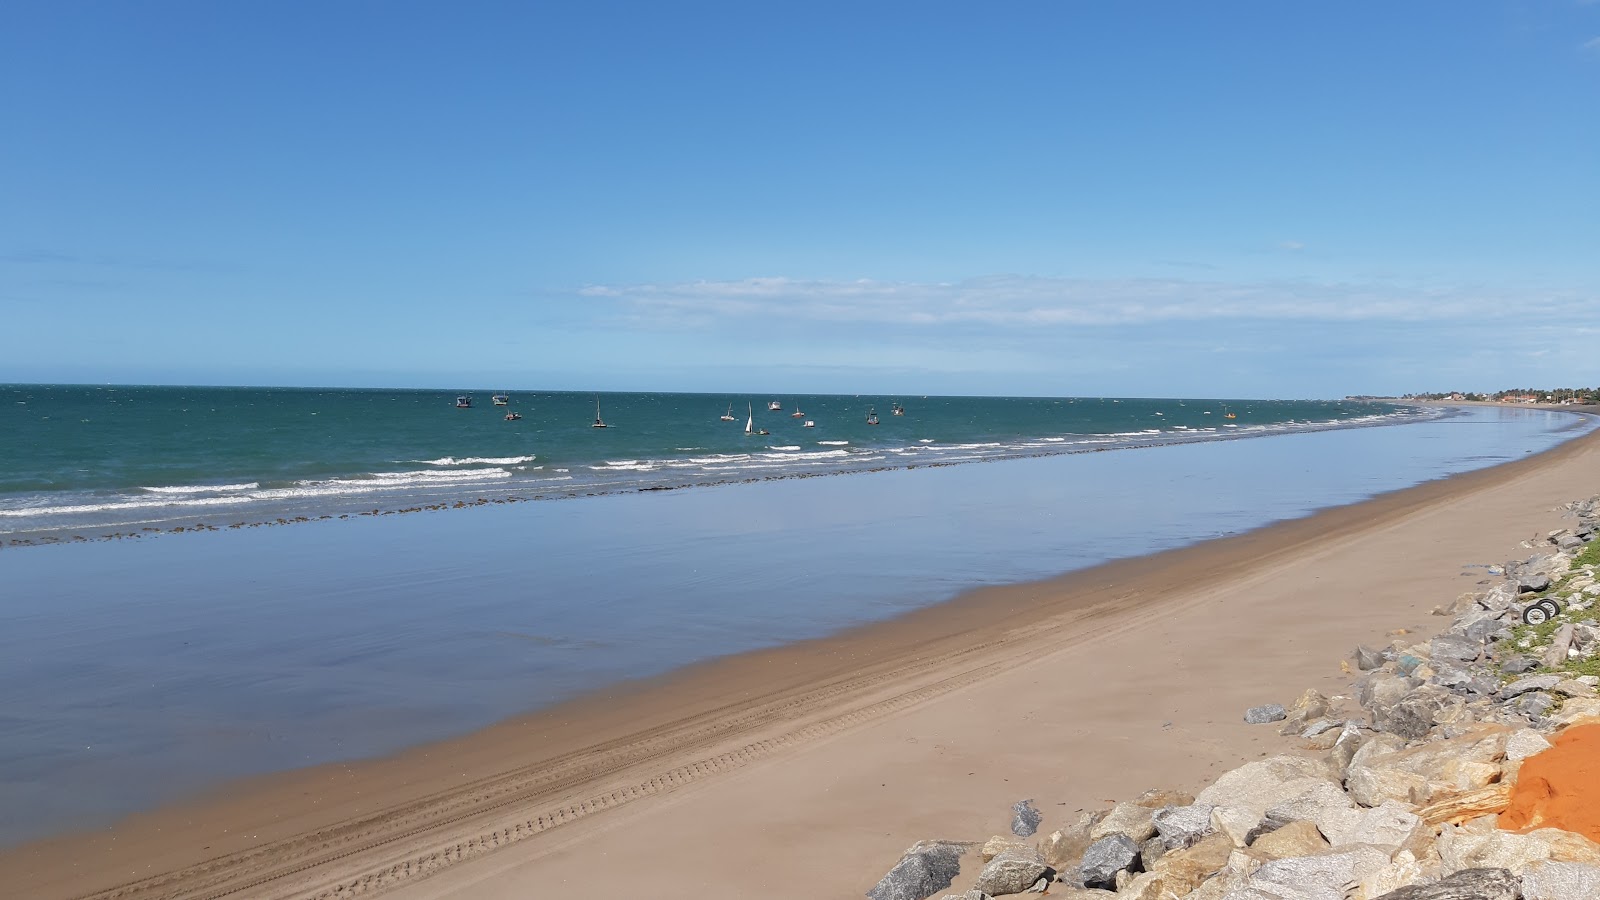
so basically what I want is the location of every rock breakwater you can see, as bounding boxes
[868,496,1600,900]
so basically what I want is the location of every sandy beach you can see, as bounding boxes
[3,418,1598,900]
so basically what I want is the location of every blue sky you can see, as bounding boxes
[2,1,1596,397]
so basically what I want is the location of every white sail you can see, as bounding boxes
[745,404,754,434]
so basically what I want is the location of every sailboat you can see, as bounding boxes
[790,404,805,418]
[591,394,608,428]
[745,404,769,436]
[720,402,736,422]
[866,406,880,426]
[1223,404,1237,420]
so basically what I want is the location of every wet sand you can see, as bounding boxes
[3,420,1599,900]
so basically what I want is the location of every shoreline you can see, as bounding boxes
[4,416,1600,899]
[0,404,1437,549]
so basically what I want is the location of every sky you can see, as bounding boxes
[2,1,1596,398]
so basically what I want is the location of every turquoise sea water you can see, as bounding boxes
[1,385,1420,539]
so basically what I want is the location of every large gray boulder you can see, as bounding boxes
[1010,799,1041,838]
[1077,834,1138,890]
[1244,703,1287,724]
[1246,847,1391,900]
[1372,684,1462,741]
[868,841,969,900]
[973,848,1052,897]
[1521,860,1600,900]
[1088,801,1157,844]
[1370,867,1520,899]
[1353,644,1387,670]
[1517,572,1551,592]
[1195,756,1339,820]
[1497,674,1561,700]
[1152,803,1214,850]
[1430,635,1480,663]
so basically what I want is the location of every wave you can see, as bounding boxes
[816,440,849,446]
[766,445,801,451]
[419,455,536,466]
[141,482,259,494]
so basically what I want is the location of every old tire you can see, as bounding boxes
[1522,603,1551,625]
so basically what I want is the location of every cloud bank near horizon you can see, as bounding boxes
[577,275,1597,330]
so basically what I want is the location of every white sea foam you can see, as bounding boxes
[766,445,801,451]
[141,483,259,494]
[815,440,849,446]
[420,455,536,466]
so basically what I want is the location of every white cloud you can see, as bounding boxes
[1585,36,1600,51]
[576,275,1595,329]
[1279,240,1306,251]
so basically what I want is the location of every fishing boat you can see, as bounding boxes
[720,403,736,422]
[891,402,905,416]
[1223,404,1237,419]
[491,394,509,406]
[866,407,880,426]
[591,395,608,428]
[803,420,815,428]
[790,405,805,418]
[745,404,769,436]
[504,412,522,421]
[454,396,472,409]
[767,400,783,411]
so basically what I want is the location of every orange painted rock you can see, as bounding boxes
[1501,723,1600,842]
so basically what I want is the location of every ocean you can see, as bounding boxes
[2,385,1420,540]
[0,392,1594,847]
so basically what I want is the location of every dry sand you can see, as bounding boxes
[4,423,1599,900]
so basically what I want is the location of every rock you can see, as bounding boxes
[1245,846,1392,900]
[1518,572,1551,593]
[1247,820,1329,860]
[1261,779,1360,842]
[1137,834,1166,871]
[981,835,1032,862]
[1211,805,1262,848]
[1542,624,1576,670]
[1500,656,1540,674]
[1089,801,1157,844]
[1195,756,1339,820]
[1520,860,1600,900]
[1355,645,1387,670]
[1346,727,1508,808]
[1036,890,1113,900]
[1040,812,1099,870]
[1369,866,1520,899]
[1416,783,1512,826]
[1509,691,1555,720]
[1436,824,1600,874]
[1499,674,1562,700]
[868,840,970,900]
[1330,721,1367,778]
[1132,787,1195,808]
[1430,636,1480,663]
[1373,683,1466,740]
[1328,801,1429,853]
[1010,799,1041,837]
[1359,673,1413,715]
[936,893,992,900]
[1152,803,1214,849]
[973,848,1053,897]
[1077,834,1139,890]
[1504,728,1554,761]
[1244,704,1287,724]
[1150,832,1233,894]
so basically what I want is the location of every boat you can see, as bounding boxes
[891,402,905,416]
[866,406,880,426]
[454,396,472,409]
[504,412,522,421]
[591,394,608,428]
[803,420,815,428]
[491,394,509,406]
[768,400,783,411]
[720,403,736,422]
[791,405,805,418]
[1223,404,1237,419]
[745,404,769,436]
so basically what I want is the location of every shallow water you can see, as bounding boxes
[0,405,1590,845]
